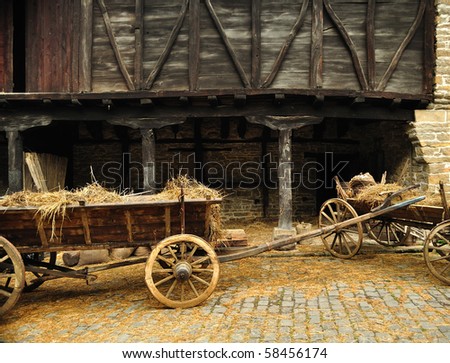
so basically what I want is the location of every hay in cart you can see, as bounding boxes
[0,176,224,243]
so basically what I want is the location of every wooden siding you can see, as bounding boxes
[26,0,80,92]
[86,0,432,98]
[1,0,431,100]
[0,1,13,92]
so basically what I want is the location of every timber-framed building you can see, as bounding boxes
[0,0,439,230]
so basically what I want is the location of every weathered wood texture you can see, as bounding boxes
[0,1,12,92]
[0,198,222,253]
[0,0,433,100]
[26,0,80,92]
[91,0,433,97]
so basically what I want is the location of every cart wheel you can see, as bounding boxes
[0,237,25,316]
[319,198,363,259]
[22,252,57,292]
[424,220,450,285]
[366,220,411,247]
[145,234,220,308]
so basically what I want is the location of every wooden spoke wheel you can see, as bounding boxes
[22,252,57,292]
[424,221,450,285]
[366,220,411,247]
[318,198,363,259]
[145,234,220,308]
[0,237,25,316]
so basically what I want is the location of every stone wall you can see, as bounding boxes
[408,1,450,193]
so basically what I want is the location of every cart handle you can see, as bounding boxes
[371,184,420,212]
[218,195,426,263]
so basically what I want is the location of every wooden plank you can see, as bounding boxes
[376,0,426,91]
[165,206,171,237]
[81,209,92,244]
[71,0,81,92]
[79,0,94,92]
[144,0,189,89]
[366,0,376,91]
[262,0,309,88]
[189,0,200,91]
[310,0,323,88]
[96,0,135,90]
[34,214,49,248]
[251,0,261,88]
[134,0,144,90]
[124,210,134,242]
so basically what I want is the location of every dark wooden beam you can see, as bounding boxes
[189,0,200,91]
[0,99,417,121]
[251,0,261,88]
[134,0,144,90]
[366,0,376,91]
[310,0,323,88]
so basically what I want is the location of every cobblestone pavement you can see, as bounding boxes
[1,242,449,343]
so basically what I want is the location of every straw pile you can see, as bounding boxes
[346,176,442,207]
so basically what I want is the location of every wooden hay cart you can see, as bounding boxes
[0,195,222,315]
[0,186,436,315]
[318,180,450,286]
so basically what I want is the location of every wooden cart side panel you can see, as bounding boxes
[0,200,220,252]
[348,199,445,227]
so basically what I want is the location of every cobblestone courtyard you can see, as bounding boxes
[1,240,449,343]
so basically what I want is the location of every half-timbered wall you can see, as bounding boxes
[0,0,434,98]
[87,0,431,96]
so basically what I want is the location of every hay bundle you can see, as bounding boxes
[155,175,223,201]
[0,183,124,240]
[348,172,377,197]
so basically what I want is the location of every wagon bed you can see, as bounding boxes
[0,196,221,254]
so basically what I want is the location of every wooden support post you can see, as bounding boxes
[141,128,156,193]
[6,130,23,192]
[278,128,292,230]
